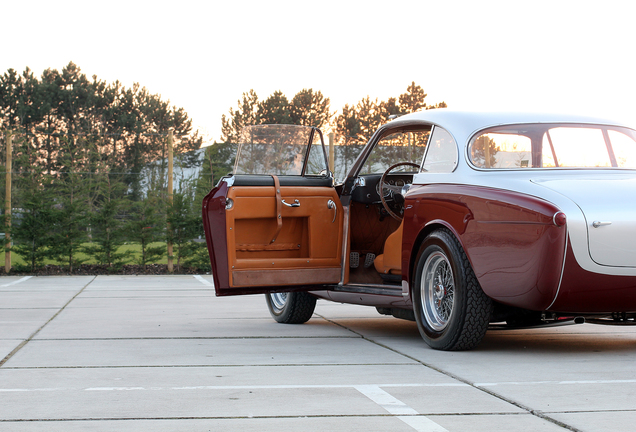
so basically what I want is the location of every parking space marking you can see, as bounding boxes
[398,415,450,432]
[193,275,214,286]
[1,383,467,393]
[1,382,450,431]
[91,383,466,391]
[354,385,419,415]
[6,379,634,393]
[355,385,448,432]
[1,276,32,287]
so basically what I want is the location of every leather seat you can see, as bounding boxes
[373,222,403,275]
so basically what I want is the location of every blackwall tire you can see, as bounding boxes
[265,291,317,324]
[412,229,492,351]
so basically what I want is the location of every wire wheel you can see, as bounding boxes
[265,291,317,324]
[421,251,455,331]
[412,229,493,350]
[268,292,288,313]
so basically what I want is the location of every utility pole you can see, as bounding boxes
[4,130,12,273]
[167,129,174,273]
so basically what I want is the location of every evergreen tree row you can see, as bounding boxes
[0,62,203,200]
[213,82,447,183]
[0,147,210,273]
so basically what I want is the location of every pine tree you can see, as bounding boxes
[220,90,260,144]
[257,91,291,124]
[290,89,331,127]
[399,81,428,113]
[84,172,129,268]
[167,189,199,271]
[11,159,55,272]
[124,193,165,271]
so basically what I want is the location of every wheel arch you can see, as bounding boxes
[407,221,468,300]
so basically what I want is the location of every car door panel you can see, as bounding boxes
[203,178,343,295]
[202,181,230,290]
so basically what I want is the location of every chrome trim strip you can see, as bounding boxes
[547,232,569,310]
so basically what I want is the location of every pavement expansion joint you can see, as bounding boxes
[0,276,96,368]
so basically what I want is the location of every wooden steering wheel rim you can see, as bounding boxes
[379,162,420,221]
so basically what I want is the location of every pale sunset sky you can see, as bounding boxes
[2,0,635,145]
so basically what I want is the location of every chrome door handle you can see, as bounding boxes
[592,221,612,228]
[327,199,337,223]
[282,199,300,207]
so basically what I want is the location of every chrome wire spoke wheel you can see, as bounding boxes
[413,229,492,351]
[421,251,455,331]
[268,292,288,313]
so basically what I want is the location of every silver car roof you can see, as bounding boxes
[391,109,631,144]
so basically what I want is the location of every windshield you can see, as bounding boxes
[234,124,327,175]
[469,124,636,169]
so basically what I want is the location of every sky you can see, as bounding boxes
[2,0,635,146]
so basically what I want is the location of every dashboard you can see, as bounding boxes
[350,174,413,204]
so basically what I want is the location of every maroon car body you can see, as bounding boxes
[203,111,636,350]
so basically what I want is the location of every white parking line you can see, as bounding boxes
[355,385,419,415]
[1,382,451,431]
[86,383,466,391]
[398,415,450,432]
[193,275,214,286]
[1,276,32,287]
[2,383,466,393]
[6,378,635,394]
[355,385,449,432]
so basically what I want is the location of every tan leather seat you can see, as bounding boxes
[373,222,403,275]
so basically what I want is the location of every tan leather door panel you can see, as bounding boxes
[225,185,343,288]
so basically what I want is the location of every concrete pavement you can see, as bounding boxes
[1,275,636,431]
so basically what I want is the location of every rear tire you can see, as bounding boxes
[265,292,317,324]
[412,229,492,350]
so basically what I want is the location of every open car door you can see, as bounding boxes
[202,125,344,296]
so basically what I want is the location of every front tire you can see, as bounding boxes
[265,291,317,324]
[412,229,492,350]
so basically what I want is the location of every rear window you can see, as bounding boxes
[469,123,636,169]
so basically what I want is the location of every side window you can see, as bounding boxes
[608,130,636,168]
[471,133,532,168]
[542,127,611,168]
[422,127,457,173]
[359,129,431,174]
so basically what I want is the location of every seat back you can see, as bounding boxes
[373,221,403,275]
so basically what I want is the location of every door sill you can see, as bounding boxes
[330,283,403,296]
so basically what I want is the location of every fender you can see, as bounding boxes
[403,184,567,311]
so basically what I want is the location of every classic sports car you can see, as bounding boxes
[202,110,636,350]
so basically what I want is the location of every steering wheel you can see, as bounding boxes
[379,162,420,221]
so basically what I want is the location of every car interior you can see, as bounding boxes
[343,126,431,286]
